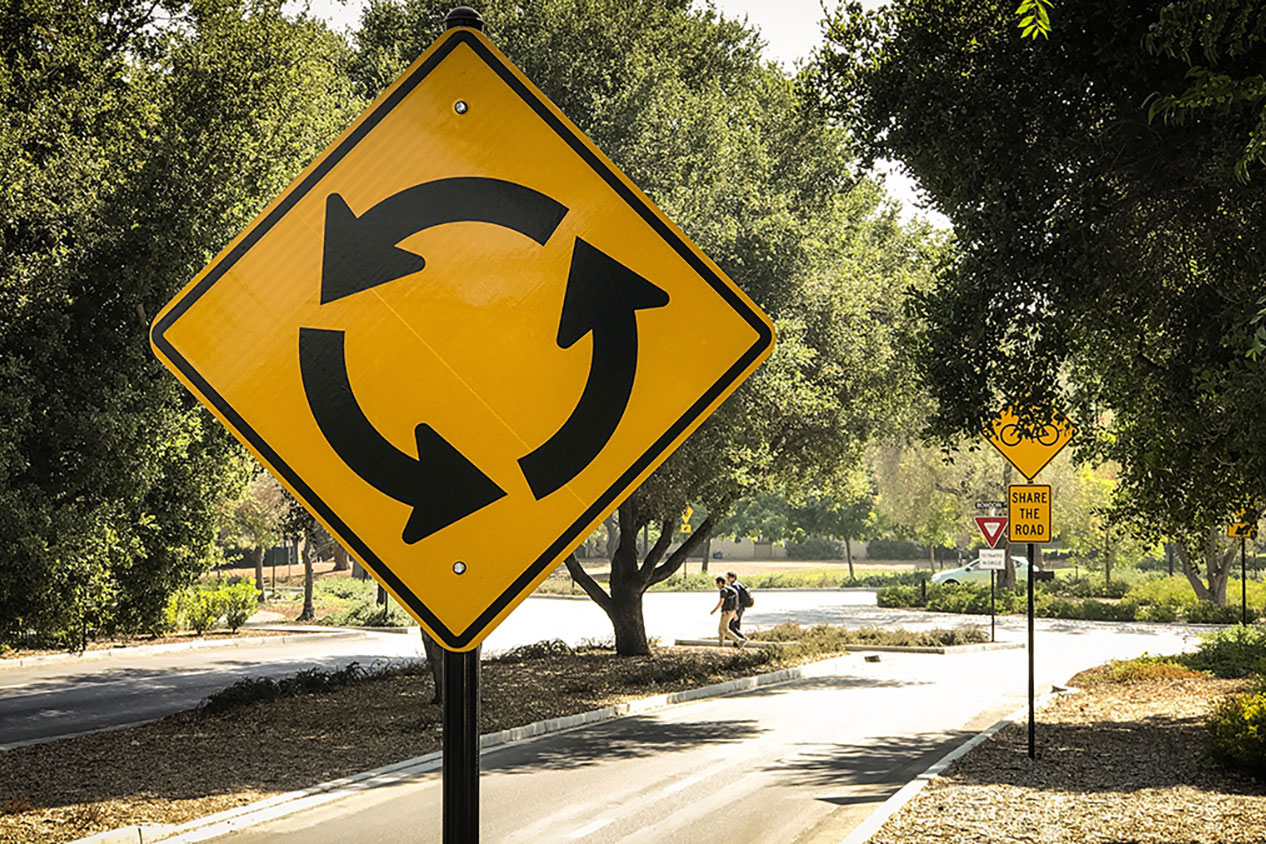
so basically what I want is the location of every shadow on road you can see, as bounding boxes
[763,729,973,789]
[488,717,766,776]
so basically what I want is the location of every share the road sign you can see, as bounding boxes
[150,26,774,650]
[1008,485,1051,543]
[987,407,1076,481]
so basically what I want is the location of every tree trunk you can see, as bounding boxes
[701,536,711,574]
[1175,530,1236,604]
[565,499,716,656]
[845,536,855,580]
[332,544,350,572]
[420,630,444,705]
[1001,463,1016,589]
[1104,526,1112,587]
[298,533,315,621]
[250,545,265,602]
[928,544,936,571]
[604,515,619,558]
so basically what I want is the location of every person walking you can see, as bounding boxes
[710,576,746,647]
[727,571,751,637]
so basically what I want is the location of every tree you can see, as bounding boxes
[815,0,1266,604]
[351,0,940,654]
[222,469,287,601]
[0,0,359,646]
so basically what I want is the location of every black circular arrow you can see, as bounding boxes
[299,327,507,543]
[321,177,568,304]
[301,176,670,544]
[517,238,669,499]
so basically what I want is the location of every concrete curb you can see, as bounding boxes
[673,639,1023,655]
[837,685,1072,844]
[73,824,177,844]
[0,630,369,670]
[73,652,863,844]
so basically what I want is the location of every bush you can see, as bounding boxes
[221,581,260,632]
[315,578,375,601]
[320,596,412,627]
[1185,625,1266,678]
[1127,576,1197,609]
[1205,678,1266,777]
[1078,655,1206,685]
[877,585,922,608]
[785,536,842,560]
[865,538,925,560]
[184,589,224,634]
[1187,602,1259,625]
[1144,604,1179,623]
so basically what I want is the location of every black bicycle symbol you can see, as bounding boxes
[998,422,1060,447]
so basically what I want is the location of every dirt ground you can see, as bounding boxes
[871,676,1266,843]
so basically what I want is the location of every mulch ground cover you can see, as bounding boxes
[0,629,296,662]
[871,675,1266,843]
[0,645,780,844]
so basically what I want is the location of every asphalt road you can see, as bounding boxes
[215,612,1207,844]
[0,590,1211,750]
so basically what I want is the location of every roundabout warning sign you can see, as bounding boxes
[150,26,773,651]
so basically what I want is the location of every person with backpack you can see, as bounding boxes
[727,571,753,637]
[710,576,746,647]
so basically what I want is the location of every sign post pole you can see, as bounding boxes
[1027,541,1035,760]
[443,647,480,844]
[1242,535,1248,626]
[990,568,996,643]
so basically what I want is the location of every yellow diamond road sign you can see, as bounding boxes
[149,27,774,651]
[986,407,1076,481]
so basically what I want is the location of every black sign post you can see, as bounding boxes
[1242,535,1248,626]
[443,647,481,844]
[1027,541,1036,760]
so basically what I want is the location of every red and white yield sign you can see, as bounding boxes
[975,516,1009,549]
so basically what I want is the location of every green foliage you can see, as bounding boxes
[814,0,1266,560]
[1143,604,1179,623]
[220,580,260,632]
[751,621,989,648]
[1078,655,1206,685]
[645,568,931,592]
[866,538,926,560]
[1185,625,1266,678]
[1187,602,1260,625]
[1016,0,1054,39]
[314,577,377,602]
[1205,677,1266,777]
[320,596,412,627]
[183,589,224,635]
[785,537,843,560]
[0,0,358,648]
[198,661,396,716]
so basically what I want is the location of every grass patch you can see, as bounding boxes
[1074,655,1207,686]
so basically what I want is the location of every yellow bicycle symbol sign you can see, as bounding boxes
[986,408,1076,480]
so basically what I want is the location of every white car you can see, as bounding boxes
[931,557,1030,586]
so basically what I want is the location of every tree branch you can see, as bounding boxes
[649,516,716,586]
[639,519,674,581]
[564,553,612,614]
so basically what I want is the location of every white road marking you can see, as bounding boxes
[566,818,614,839]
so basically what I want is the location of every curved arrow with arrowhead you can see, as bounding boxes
[298,327,507,543]
[321,177,568,304]
[518,238,669,499]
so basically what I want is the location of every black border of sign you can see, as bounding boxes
[151,31,773,650]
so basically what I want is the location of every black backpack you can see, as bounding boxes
[735,582,754,608]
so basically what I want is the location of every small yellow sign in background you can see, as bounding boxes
[149,28,772,650]
[987,408,1076,480]
[1008,485,1051,543]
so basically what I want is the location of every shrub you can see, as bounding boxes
[320,596,412,627]
[1205,678,1266,777]
[1187,602,1259,625]
[785,536,842,560]
[877,585,922,608]
[1079,655,1206,685]
[1185,625,1266,678]
[315,578,375,601]
[184,589,224,634]
[220,581,260,632]
[865,538,924,560]
[1126,576,1196,609]
[1144,604,1179,623]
